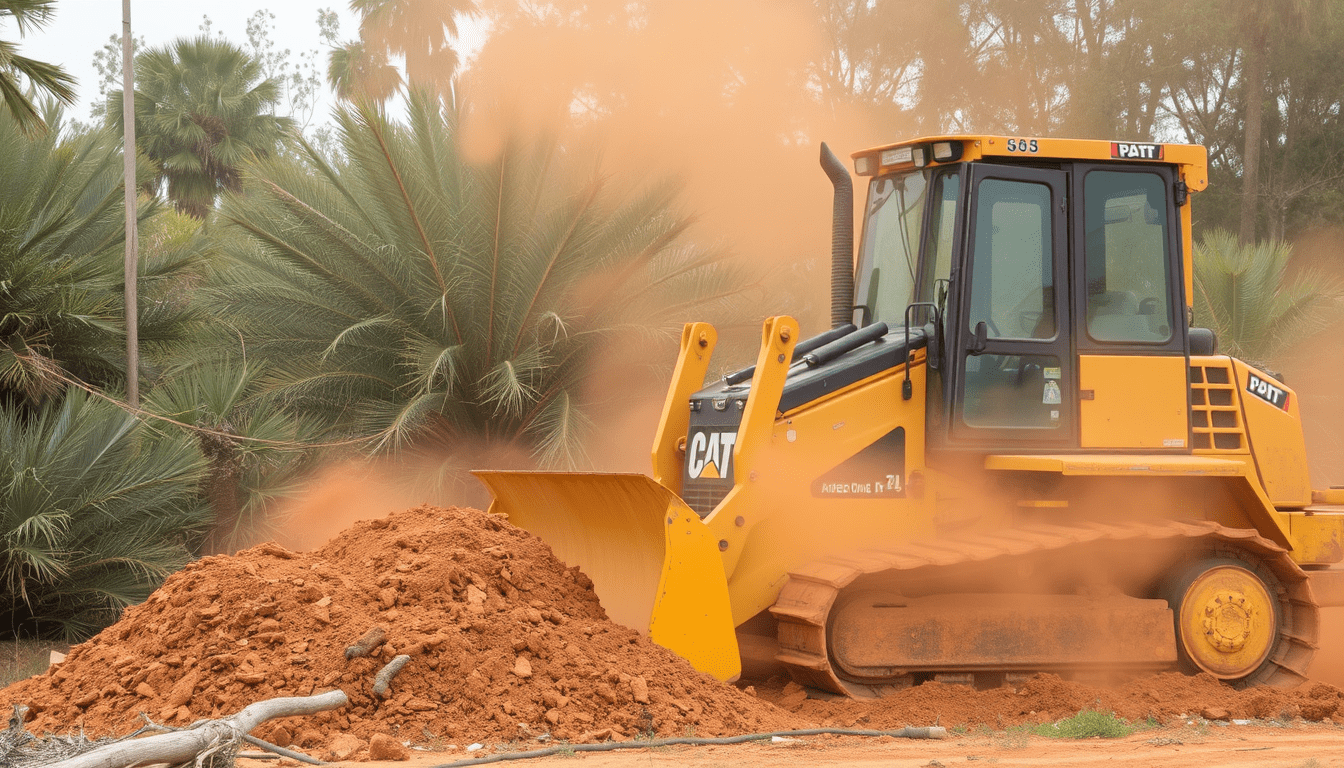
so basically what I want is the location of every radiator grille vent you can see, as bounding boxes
[1190,363,1244,452]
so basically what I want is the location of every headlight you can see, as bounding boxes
[933,141,964,162]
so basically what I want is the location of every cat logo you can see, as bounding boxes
[687,430,737,481]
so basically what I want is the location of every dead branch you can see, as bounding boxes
[372,655,411,699]
[43,690,348,768]
[344,626,386,660]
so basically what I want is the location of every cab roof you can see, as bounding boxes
[853,135,1208,192]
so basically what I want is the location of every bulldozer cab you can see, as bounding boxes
[850,137,1209,452]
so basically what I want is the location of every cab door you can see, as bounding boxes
[950,164,1074,447]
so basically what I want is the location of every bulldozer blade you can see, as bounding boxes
[472,470,741,682]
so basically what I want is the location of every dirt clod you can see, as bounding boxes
[368,733,408,761]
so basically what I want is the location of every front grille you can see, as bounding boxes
[682,481,731,517]
[1190,362,1245,452]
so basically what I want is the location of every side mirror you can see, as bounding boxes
[968,321,988,355]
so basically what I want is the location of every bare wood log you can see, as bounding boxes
[344,626,386,660]
[372,655,411,699]
[45,690,348,768]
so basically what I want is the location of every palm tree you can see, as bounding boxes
[1192,229,1343,365]
[327,39,403,104]
[108,37,294,219]
[351,0,477,91]
[213,91,745,468]
[144,359,318,554]
[0,0,75,133]
[0,104,201,410]
[0,389,208,640]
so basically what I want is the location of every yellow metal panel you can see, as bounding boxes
[1287,509,1344,565]
[985,454,1246,475]
[1079,355,1189,449]
[707,354,934,625]
[651,322,717,494]
[1232,360,1312,508]
[649,507,743,681]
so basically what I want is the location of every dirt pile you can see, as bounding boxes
[1,504,797,751]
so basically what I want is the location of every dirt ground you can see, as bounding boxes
[240,722,1344,768]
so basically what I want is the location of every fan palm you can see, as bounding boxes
[1192,229,1343,365]
[143,359,318,554]
[0,103,202,410]
[327,39,403,104]
[0,0,75,133]
[214,91,745,467]
[108,37,293,219]
[0,389,209,640]
[352,0,476,89]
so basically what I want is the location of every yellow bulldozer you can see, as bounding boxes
[477,135,1344,696]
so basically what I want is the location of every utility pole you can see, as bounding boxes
[122,0,138,405]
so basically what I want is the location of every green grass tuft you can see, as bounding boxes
[1030,710,1137,739]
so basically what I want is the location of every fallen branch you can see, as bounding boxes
[344,627,386,660]
[372,655,411,699]
[242,735,329,766]
[43,690,348,768]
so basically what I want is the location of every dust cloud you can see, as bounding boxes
[1278,226,1344,688]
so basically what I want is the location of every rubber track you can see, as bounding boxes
[769,520,1319,697]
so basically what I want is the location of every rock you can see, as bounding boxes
[405,698,437,711]
[631,676,649,704]
[545,708,561,725]
[513,656,533,679]
[369,734,409,761]
[73,691,98,708]
[235,672,267,685]
[268,725,294,748]
[165,670,202,708]
[1201,707,1230,721]
[135,682,157,699]
[296,729,325,748]
[325,733,365,761]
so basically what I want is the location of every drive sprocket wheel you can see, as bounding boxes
[1165,554,1284,684]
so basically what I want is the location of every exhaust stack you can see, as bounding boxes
[820,142,855,329]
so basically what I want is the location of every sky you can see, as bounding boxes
[10,1,488,127]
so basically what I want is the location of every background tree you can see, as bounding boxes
[352,0,477,92]
[144,360,317,554]
[0,104,201,410]
[0,389,208,640]
[213,91,746,468]
[1192,229,1342,365]
[327,39,402,104]
[109,37,293,219]
[0,0,74,133]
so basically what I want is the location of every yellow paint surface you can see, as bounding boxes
[1079,355,1188,449]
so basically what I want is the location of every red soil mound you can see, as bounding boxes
[1,505,796,750]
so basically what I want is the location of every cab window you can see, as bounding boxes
[1082,171,1173,343]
